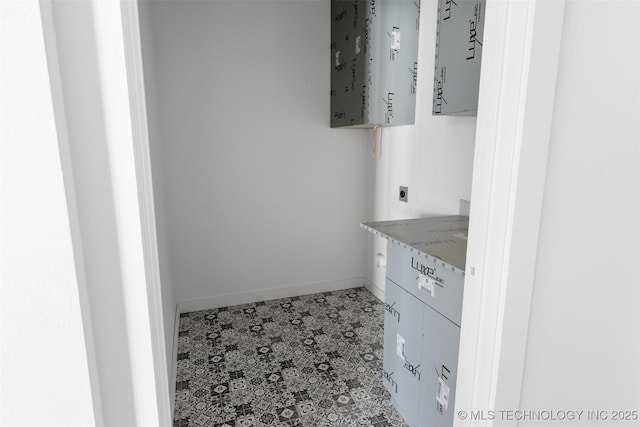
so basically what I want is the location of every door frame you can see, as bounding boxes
[120,1,173,424]
[117,0,568,424]
[456,0,565,424]
[45,0,567,424]
[42,0,172,425]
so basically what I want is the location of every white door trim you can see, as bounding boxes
[39,1,105,425]
[120,1,173,425]
[455,0,566,425]
[42,0,567,423]
[42,0,172,424]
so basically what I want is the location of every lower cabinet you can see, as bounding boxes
[383,279,423,426]
[382,259,463,427]
[362,216,468,427]
[418,302,461,427]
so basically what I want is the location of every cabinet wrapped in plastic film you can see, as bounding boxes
[433,0,486,115]
[361,215,468,427]
[331,0,420,128]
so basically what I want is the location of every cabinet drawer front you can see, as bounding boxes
[383,280,423,426]
[387,243,465,326]
[419,305,461,427]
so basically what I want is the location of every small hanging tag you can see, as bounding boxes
[436,377,450,410]
[372,125,378,159]
[396,334,405,358]
[355,35,361,54]
[391,28,401,50]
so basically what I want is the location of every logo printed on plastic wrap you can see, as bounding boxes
[442,0,457,21]
[466,2,483,61]
[383,92,395,124]
[384,301,401,323]
[434,66,447,114]
[382,369,398,393]
[409,62,418,94]
[403,357,421,381]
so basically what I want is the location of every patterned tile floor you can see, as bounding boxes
[174,287,409,427]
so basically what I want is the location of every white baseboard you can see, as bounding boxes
[169,276,367,404]
[175,277,366,314]
[169,304,180,418]
[364,278,385,302]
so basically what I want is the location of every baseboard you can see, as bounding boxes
[364,278,385,302]
[176,277,367,314]
[169,304,180,418]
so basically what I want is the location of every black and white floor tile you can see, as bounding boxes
[174,287,408,427]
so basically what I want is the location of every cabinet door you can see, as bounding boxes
[383,279,423,426]
[418,304,461,427]
[387,243,465,326]
[433,0,486,115]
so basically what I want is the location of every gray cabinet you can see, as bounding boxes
[383,279,423,426]
[432,0,486,115]
[362,215,468,427]
[419,304,461,427]
[331,0,420,128]
[387,243,464,326]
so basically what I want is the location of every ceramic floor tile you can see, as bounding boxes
[174,287,408,427]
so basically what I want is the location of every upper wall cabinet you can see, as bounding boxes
[331,0,420,128]
[432,0,485,115]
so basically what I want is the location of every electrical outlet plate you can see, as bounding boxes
[399,186,408,202]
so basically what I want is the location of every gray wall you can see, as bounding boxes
[519,1,639,420]
[139,0,373,305]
